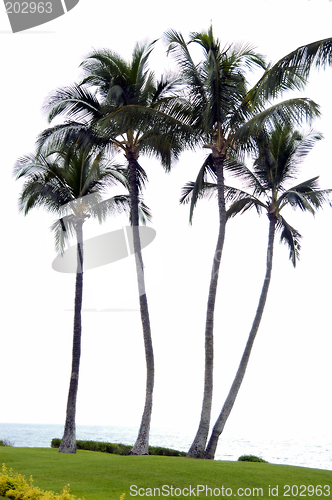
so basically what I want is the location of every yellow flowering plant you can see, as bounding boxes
[0,464,83,500]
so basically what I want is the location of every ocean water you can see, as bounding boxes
[0,423,331,471]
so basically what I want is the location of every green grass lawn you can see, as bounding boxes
[0,447,331,500]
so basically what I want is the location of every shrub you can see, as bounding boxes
[51,438,61,449]
[148,446,186,457]
[238,454,268,463]
[0,440,13,447]
[51,439,186,456]
[0,464,83,499]
[77,441,132,455]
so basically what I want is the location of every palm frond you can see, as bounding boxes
[244,63,307,109]
[180,180,217,204]
[45,85,102,123]
[285,130,323,169]
[165,29,204,85]
[14,153,52,179]
[132,40,157,89]
[80,49,130,99]
[271,37,332,81]
[151,73,182,104]
[226,195,266,220]
[50,215,78,255]
[137,197,152,225]
[81,155,127,196]
[246,37,332,106]
[18,175,73,216]
[179,154,216,223]
[223,156,266,196]
[233,98,320,149]
[35,123,111,156]
[279,177,332,212]
[87,194,130,223]
[124,159,148,193]
[277,216,302,267]
[165,29,208,123]
[125,195,152,225]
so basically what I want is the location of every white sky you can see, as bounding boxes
[1,0,332,448]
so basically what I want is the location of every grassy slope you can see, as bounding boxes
[0,447,331,500]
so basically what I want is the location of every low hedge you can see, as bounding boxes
[238,454,268,463]
[51,439,186,457]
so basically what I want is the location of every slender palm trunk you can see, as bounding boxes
[59,220,84,454]
[204,216,276,459]
[187,157,227,458]
[127,154,154,455]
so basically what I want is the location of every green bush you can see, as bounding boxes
[51,438,61,448]
[149,446,186,457]
[0,440,13,447]
[51,439,186,457]
[77,441,132,455]
[238,454,268,463]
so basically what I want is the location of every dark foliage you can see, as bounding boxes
[51,438,186,456]
[238,454,268,463]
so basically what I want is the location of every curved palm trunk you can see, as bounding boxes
[59,220,84,454]
[127,154,154,455]
[204,216,276,460]
[187,157,227,458]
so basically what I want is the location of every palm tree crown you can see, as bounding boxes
[183,126,330,265]
[226,126,328,265]
[14,144,133,252]
[166,26,320,161]
[43,41,194,174]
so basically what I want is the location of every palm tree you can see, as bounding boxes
[183,126,331,459]
[13,142,141,453]
[166,26,323,458]
[204,126,331,458]
[40,41,194,454]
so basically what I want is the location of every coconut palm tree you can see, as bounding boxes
[39,41,194,454]
[13,142,148,453]
[183,125,331,459]
[166,26,324,458]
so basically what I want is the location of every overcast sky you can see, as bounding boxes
[1,0,332,450]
